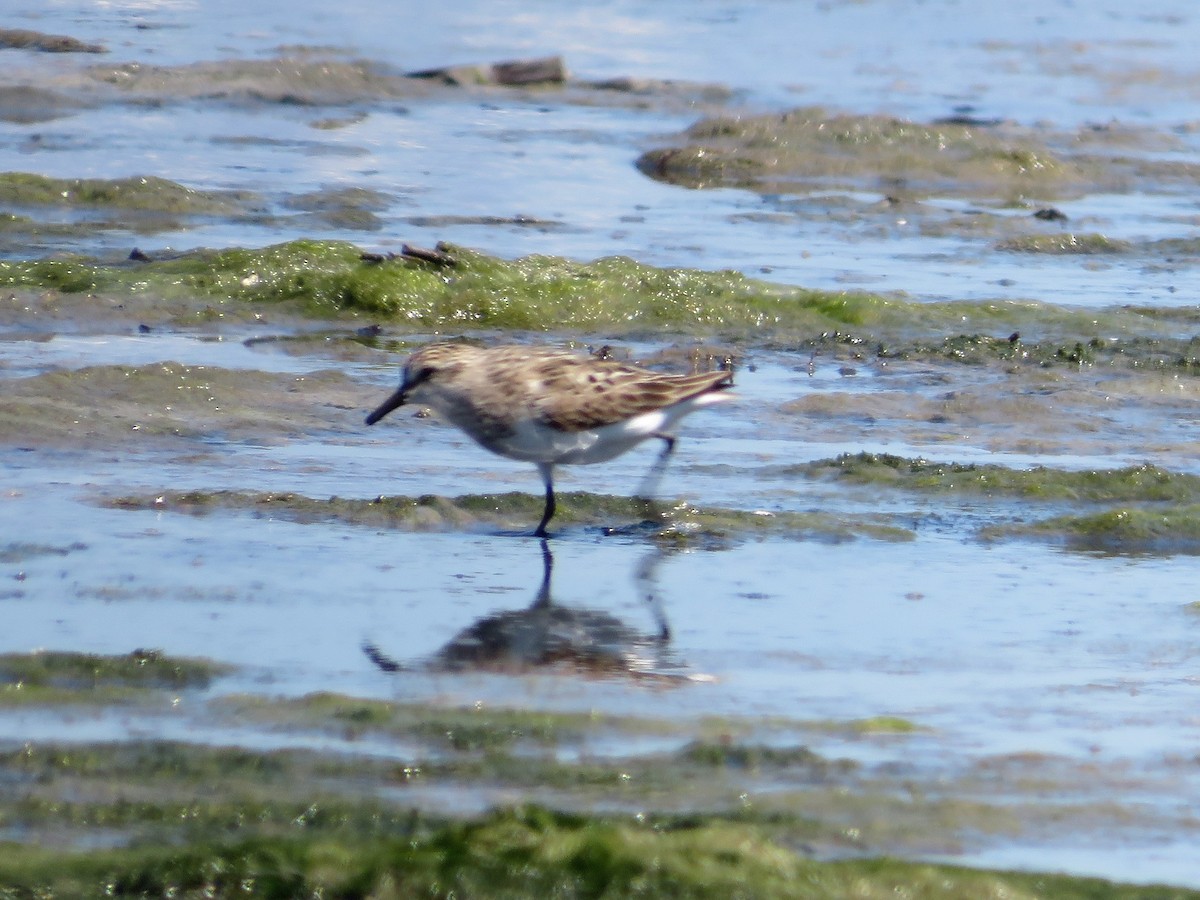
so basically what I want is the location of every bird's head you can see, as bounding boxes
[364,343,470,425]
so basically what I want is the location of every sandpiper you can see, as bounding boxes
[365,343,734,536]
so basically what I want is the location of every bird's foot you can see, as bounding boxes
[491,527,551,539]
[599,519,663,538]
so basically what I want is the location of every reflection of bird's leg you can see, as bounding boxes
[531,538,554,608]
[634,544,672,641]
[519,537,556,653]
[534,463,556,537]
[634,434,677,521]
[362,640,403,672]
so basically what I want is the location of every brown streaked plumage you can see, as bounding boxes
[365,343,734,536]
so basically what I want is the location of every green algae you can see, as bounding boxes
[1,741,288,784]
[2,738,845,835]
[214,691,598,750]
[0,172,254,214]
[872,331,1028,365]
[680,741,857,776]
[0,238,838,331]
[0,692,1187,896]
[410,748,710,796]
[988,505,1200,554]
[637,106,1087,198]
[786,456,1200,553]
[996,232,1131,254]
[0,795,424,853]
[213,693,924,758]
[0,237,936,336]
[102,488,915,543]
[0,732,850,823]
[0,649,230,706]
[0,804,1190,899]
[799,454,1200,504]
[838,716,923,735]
[1,257,106,293]
[2,238,1199,357]
[216,692,924,747]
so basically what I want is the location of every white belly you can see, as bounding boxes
[487,392,730,465]
[495,415,658,464]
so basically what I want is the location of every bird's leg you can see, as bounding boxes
[634,434,676,522]
[533,463,556,537]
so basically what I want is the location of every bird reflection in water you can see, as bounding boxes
[363,540,691,680]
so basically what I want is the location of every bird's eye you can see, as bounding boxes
[406,365,435,387]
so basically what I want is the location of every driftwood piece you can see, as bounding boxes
[360,244,458,268]
[401,244,457,267]
[407,55,566,87]
[490,56,567,85]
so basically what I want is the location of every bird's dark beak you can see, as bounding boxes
[365,386,407,425]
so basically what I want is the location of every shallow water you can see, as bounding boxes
[6,0,1200,888]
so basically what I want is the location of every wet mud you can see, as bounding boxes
[638,105,1200,205]
[638,108,1090,197]
[2,650,1196,897]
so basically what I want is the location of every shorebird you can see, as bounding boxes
[365,343,734,536]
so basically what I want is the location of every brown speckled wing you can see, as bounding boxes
[531,358,732,433]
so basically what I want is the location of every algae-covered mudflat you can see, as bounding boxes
[5,0,1200,895]
[0,651,1197,897]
